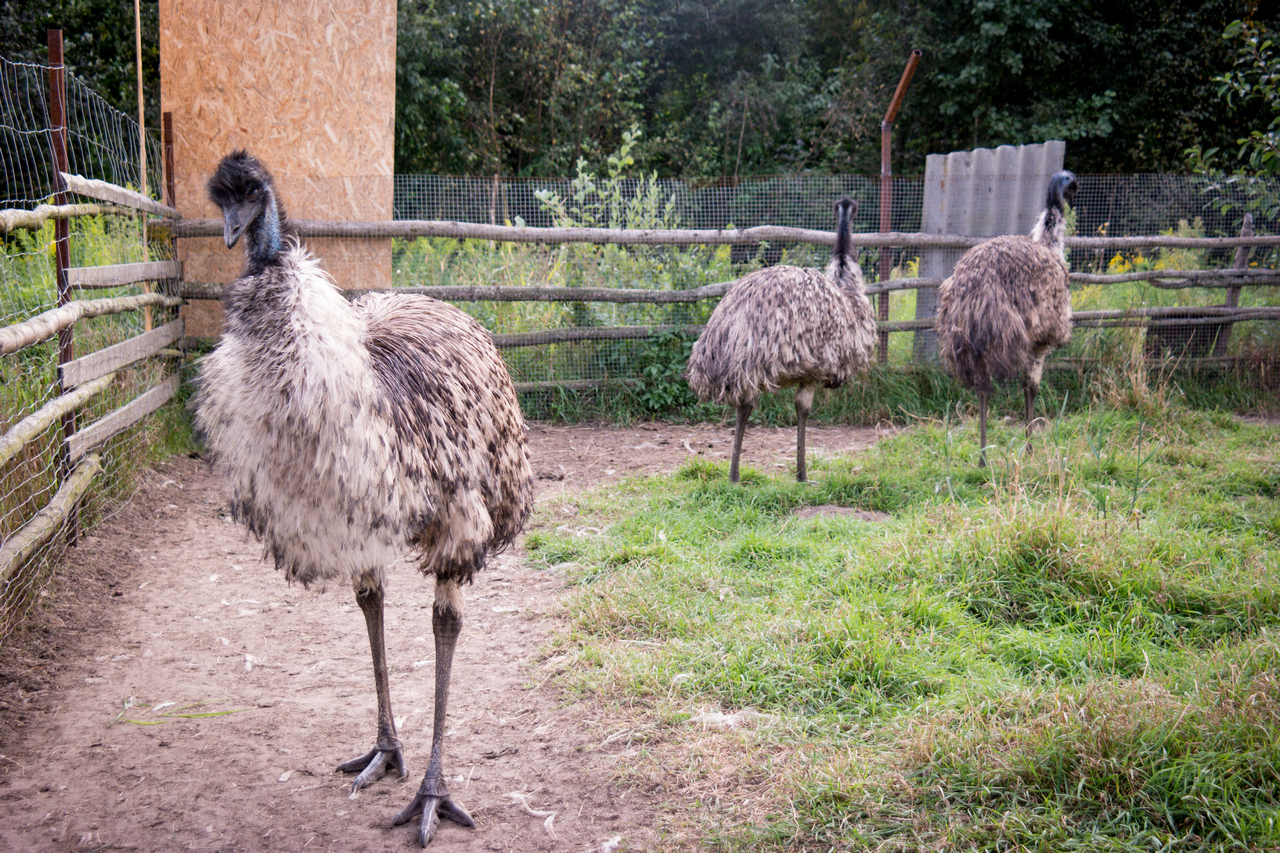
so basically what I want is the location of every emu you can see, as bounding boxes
[935,170,1078,467]
[687,197,876,483]
[194,151,533,846]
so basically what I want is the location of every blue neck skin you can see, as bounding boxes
[247,196,282,268]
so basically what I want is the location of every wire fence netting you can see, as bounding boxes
[383,172,1280,388]
[178,168,1280,399]
[1,56,176,646]
[4,49,1280,640]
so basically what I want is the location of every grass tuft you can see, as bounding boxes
[528,398,1280,851]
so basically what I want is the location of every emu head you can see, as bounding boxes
[208,150,288,266]
[1047,170,1079,211]
[829,196,861,287]
[835,197,857,230]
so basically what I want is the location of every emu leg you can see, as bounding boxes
[795,385,815,482]
[977,389,989,469]
[729,402,753,483]
[338,583,409,791]
[1024,353,1046,454]
[393,578,474,846]
[1024,377,1038,453]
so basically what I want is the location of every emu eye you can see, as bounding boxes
[248,188,262,201]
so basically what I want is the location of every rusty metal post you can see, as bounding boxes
[877,49,922,363]
[48,31,75,464]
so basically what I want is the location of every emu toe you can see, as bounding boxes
[391,777,475,847]
[338,744,409,793]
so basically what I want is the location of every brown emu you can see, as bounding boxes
[194,151,533,846]
[935,170,1078,467]
[687,198,876,483]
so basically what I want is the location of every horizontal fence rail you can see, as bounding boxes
[0,454,102,590]
[67,372,181,463]
[172,217,1280,251]
[0,202,138,234]
[0,293,182,355]
[178,268,1280,305]
[174,216,1279,370]
[68,260,182,290]
[60,172,180,219]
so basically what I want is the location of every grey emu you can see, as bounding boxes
[935,170,1078,467]
[194,151,533,846]
[687,197,876,482]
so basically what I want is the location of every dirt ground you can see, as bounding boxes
[0,420,886,852]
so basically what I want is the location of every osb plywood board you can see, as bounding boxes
[160,0,396,333]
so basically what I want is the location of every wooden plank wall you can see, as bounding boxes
[158,0,396,337]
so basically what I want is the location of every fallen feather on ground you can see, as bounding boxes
[503,791,557,840]
[687,707,774,728]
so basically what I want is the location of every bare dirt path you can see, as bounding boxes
[0,421,885,852]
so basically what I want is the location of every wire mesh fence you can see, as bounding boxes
[2,58,163,208]
[6,39,1280,643]
[0,54,177,647]
[381,171,1280,391]
[185,169,1280,398]
[392,172,1275,240]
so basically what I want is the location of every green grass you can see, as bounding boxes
[526,402,1280,851]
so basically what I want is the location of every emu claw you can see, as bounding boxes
[392,789,474,846]
[337,746,408,794]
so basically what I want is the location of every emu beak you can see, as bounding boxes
[222,202,256,249]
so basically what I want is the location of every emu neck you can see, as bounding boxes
[1029,204,1068,259]
[246,199,284,270]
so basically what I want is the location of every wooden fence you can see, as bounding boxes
[174,217,1280,371]
[2,169,1278,642]
[0,173,182,640]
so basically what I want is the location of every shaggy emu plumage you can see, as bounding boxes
[194,151,533,846]
[935,169,1078,467]
[687,197,876,482]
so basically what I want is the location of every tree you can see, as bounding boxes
[860,0,1261,175]
[1,0,160,133]
[1187,17,1280,224]
[395,0,650,175]
[1216,18,1280,176]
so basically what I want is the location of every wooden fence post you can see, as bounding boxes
[48,29,82,542]
[163,112,176,210]
[1213,213,1254,358]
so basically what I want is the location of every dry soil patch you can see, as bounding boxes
[0,420,883,852]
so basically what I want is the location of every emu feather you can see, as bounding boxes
[687,197,876,482]
[194,150,532,846]
[935,170,1077,467]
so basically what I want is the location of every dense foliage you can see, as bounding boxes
[1,0,161,131]
[5,0,1272,178]
[393,0,1273,177]
[1189,18,1280,222]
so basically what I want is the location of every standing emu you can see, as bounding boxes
[935,170,1078,467]
[687,197,876,483]
[194,151,533,846]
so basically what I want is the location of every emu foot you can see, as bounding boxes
[338,743,408,794]
[392,778,475,847]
